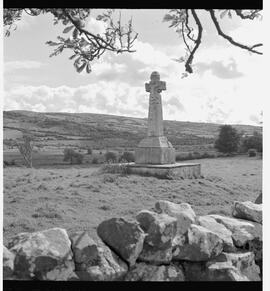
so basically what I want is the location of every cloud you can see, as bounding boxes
[5,60,44,71]
[85,17,107,35]
[196,59,244,79]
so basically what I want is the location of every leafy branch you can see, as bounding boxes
[163,9,263,75]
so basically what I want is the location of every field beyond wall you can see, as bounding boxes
[3,156,262,245]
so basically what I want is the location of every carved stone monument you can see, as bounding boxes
[135,71,175,164]
[127,71,201,179]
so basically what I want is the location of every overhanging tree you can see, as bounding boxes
[4,9,262,75]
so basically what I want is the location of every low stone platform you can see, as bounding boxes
[126,162,201,179]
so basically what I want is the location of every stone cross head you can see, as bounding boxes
[145,71,166,94]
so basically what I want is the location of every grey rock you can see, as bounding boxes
[8,228,75,280]
[197,215,235,252]
[125,262,185,281]
[69,231,99,264]
[136,210,177,264]
[155,200,196,235]
[76,242,128,281]
[97,217,145,266]
[173,224,223,261]
[232,201,262,224]
[3,246,15,279]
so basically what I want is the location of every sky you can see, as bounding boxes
[3,9,264,125]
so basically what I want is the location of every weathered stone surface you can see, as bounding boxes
[183,251,260,282]
[173,224,223,261]
[255,192,262,204]
[197,215,235,252]
[136,210,177,264]
[232,201,262,224]
[155,200,196,235]
[97,217,145,266]
[69,231,99,264]
[8,228,75,280]
[209,215,262,264]
[209,215,262,246]
[76,243,128,281]
[212,251,261,281]
[134,71,176,165]
[3,246,15,279]
[125,262,185,281]
[183,261,248,281]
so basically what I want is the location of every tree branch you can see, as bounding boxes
[185,9,203,73]
[185,9,196,42]
[209,9,262,55]
[235,9,261,20]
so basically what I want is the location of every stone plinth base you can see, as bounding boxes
[135,147,175,164]
[126,162,201,179]
[135,136,175,164]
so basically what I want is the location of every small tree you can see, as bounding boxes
[242,131,262,153]
[63,148,84,164]
[16,133,34,168]
[119,151,135,162]
[214,125,240,154]
[105,151,117,163]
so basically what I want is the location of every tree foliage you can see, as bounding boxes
[119,151,135,162]
[214,125,240,154]
[105,151,117,163]
[63,148,84,164]
[16,133,34,168]
[4,9,262,75]
[242,131,262,153]
[4,8,138,74]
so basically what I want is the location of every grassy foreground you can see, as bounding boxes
[3,156,262,245]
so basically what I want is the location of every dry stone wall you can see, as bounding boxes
[3,199,262,281]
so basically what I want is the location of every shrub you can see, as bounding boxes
[214,125,240,154]
[16,133,34,168]
[63,148,84,164]
[119,151,135,163]
[92,157,99,164]
[105,151,118,163]
[248,148,257,157]
[99,163,129,175]
[242,131,262,153]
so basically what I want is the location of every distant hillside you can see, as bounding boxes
[3,110,262,151]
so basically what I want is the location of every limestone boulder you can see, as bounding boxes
[173,224,223,261]
[183,251,260,281]
[213,251,261,281]
[232,201,262,224]
[136,210,177,264]
[97,217,145,266]
[76,242,128,281]
[69,231,99,265]
[197,215,235,252]
[155,200,196,235]
[255,192,262,204]
[183,261,248,281]
[208,215,262,262]
[8,228,75,280]
[3,246,15,279]
[125,263,185,281]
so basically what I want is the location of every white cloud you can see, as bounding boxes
[131,40,173,68]
[5,60,44,71]
[85,17,107,35]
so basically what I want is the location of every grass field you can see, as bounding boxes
[3,155,262,245]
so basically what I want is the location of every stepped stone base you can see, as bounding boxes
[126,163,201,179]
[135,136,175,165]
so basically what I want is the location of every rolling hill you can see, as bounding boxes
[3,110,262,151]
